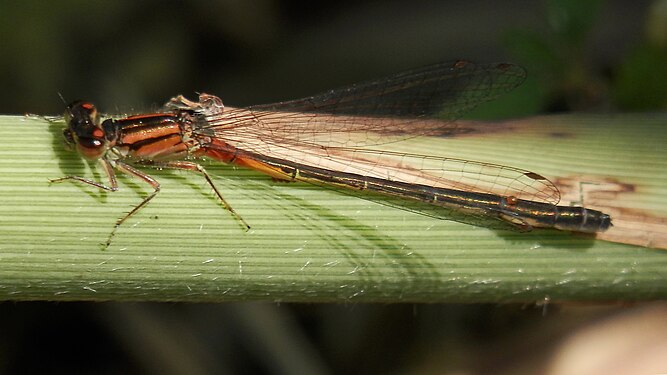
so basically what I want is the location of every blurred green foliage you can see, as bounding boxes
[613,45,667,110]
[0,1,664,116]
[502,0,667,112]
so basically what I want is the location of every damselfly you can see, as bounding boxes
[53,60,611,247]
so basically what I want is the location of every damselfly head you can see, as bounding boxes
[63,101,108,160]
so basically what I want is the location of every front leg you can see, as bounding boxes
[49,158,119,192]
[50,158,162,249]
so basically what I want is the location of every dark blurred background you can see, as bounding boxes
[1,1,666,374]
[1,0,665,116]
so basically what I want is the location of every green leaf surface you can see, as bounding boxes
[0,113,666,302]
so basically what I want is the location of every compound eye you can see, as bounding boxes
[65,101,100,127]
[78,137,103,149]
[64,101,108,159]
[76,137,105,159]
[81,102,100,124]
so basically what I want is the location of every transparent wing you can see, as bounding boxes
[202,137,561,205]
[196,60,526,148]
[324,149,560,205]
[251,60,525,118]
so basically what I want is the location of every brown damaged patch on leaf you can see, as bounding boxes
[553,176,666,250]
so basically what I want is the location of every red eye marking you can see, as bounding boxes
[92,128,104,139]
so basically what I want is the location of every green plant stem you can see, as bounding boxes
[0,114,666,302]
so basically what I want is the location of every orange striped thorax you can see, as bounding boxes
[103,111,200,161]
